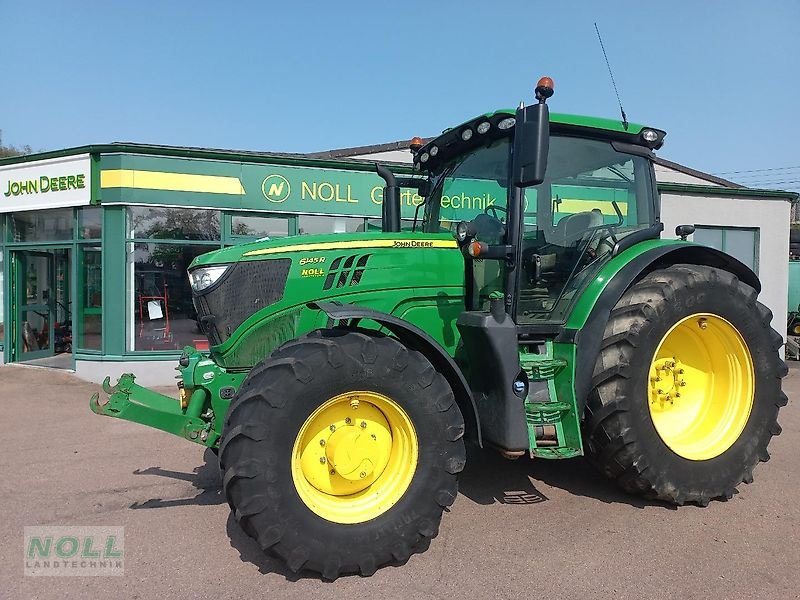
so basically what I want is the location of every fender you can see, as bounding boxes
[560,242,761,415]
[308,301,482,446]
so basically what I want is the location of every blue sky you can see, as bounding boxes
[1,1,798,190]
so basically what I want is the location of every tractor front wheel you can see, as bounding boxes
[219,329,465,579]
[584,264,787,505]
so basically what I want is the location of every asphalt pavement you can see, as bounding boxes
[2,362,798,599]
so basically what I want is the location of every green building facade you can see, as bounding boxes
[0,144,428,379]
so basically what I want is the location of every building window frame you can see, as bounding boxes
[693,225,760,275]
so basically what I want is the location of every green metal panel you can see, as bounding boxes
[789,261,800,313]
[564,239,685,330]
[201,233,465,368]
[101,207,127,355]
[98,153,418,218]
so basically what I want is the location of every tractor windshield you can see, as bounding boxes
[422,134,657,321]
[422,138,512,237]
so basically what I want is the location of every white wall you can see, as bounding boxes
[660,192,791,342]
[654,164,723,186]
[76,359,179,387]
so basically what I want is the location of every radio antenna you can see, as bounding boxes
[594,22,628,131]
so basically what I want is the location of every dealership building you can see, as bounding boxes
[0,140,795,385]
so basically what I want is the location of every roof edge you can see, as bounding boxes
[658,181,798,201]
[653,156,743,188]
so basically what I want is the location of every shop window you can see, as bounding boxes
[77,246,102,350]
[9,208,73,242]
[365,218,418,232]
[79,207,102,239]
[231,215,289,239]
[694,226,759,273]
[128,242,215,351]
[128,207,220,241]
[298,215,365,235]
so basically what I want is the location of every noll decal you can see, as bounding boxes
[262,174,291,203]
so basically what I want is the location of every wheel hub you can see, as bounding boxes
[647,313,754,461]
[291,391,418,524]
[649,357,687,409]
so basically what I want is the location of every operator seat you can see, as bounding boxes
[549,208,604,248]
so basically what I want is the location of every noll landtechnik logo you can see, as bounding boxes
[261,174,291,203]
[24,526,124,576]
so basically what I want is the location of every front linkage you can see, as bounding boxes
[90,346,246,449]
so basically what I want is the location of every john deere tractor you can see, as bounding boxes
[92,77,786,579]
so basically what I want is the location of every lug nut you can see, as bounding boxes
[680,381,687,387]
[320,457,326,464]
[330,469,336,475]
[319,439,326,446]
[360,471,367,479]
[350,399,360,409]
[360,421,367,428]
[345,417,352,425]
[698,318,708,330]
[371,434,377,440]
[329,424,336,432]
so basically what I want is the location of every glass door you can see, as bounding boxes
[12,248,72,362]
[15,251,56,360]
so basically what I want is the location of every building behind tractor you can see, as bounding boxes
[92,77,787,579]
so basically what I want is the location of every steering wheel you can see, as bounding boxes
[484,204,507,221]
[582,225,620,264]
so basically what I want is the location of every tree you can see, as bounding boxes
[0,129,33,158]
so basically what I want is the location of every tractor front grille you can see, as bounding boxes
[193,259,291,345]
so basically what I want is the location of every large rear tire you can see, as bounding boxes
[220,329,465,579]
[584,264,787,505]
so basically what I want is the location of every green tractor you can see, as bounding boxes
[92,77,787,579]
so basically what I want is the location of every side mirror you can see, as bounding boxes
[675,224,695,240]
[512,102,550,188]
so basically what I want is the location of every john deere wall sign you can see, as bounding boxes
[0,154,91,213]
[98,153,500,221]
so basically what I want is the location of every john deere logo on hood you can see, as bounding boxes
[261,174,291,203]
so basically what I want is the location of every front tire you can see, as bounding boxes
[584,264,788,505]
[220,329,466,579]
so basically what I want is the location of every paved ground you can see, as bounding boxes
[2,363,799,599]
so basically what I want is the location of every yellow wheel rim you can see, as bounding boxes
[648,313,754,461]
[291,391,418,524]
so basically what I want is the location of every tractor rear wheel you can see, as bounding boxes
[584,264,787,505]
[219,329,465,579]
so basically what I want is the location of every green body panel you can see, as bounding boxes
[564,238,685,330]
[193,232,466,367]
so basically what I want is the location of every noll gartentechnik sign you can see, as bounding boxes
[0,154,91,213]
[98,153,501,221]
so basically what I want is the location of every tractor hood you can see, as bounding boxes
[189,232,460,268]
[188,232,465,368]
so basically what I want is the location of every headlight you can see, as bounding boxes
[498,117,516,130]
[420,152,430,163]
[461,128,473,141]
[189,265,228,292]
[477,121,491,134]
[429,145,439,157]
[641,129,659,143]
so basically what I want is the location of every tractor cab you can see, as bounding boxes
[404,78,666,328]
